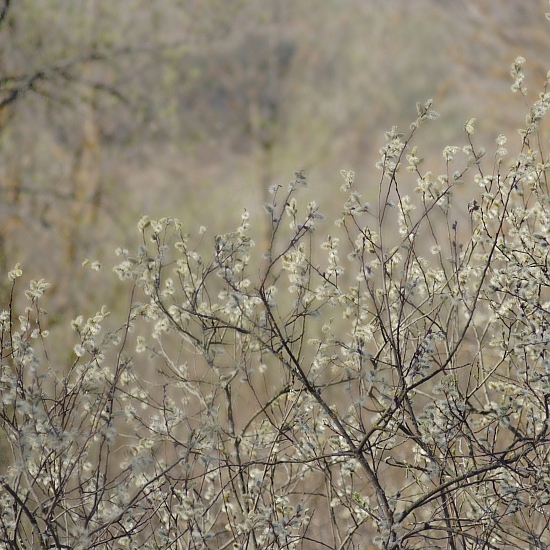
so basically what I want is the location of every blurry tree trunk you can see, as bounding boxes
[246,2,289,254]
[250,98,275,254]
[60,71,102,317]
[0,144,22,304]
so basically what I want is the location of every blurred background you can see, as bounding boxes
[1,0,549,324]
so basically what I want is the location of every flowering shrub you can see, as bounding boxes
[3,56,550,550]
